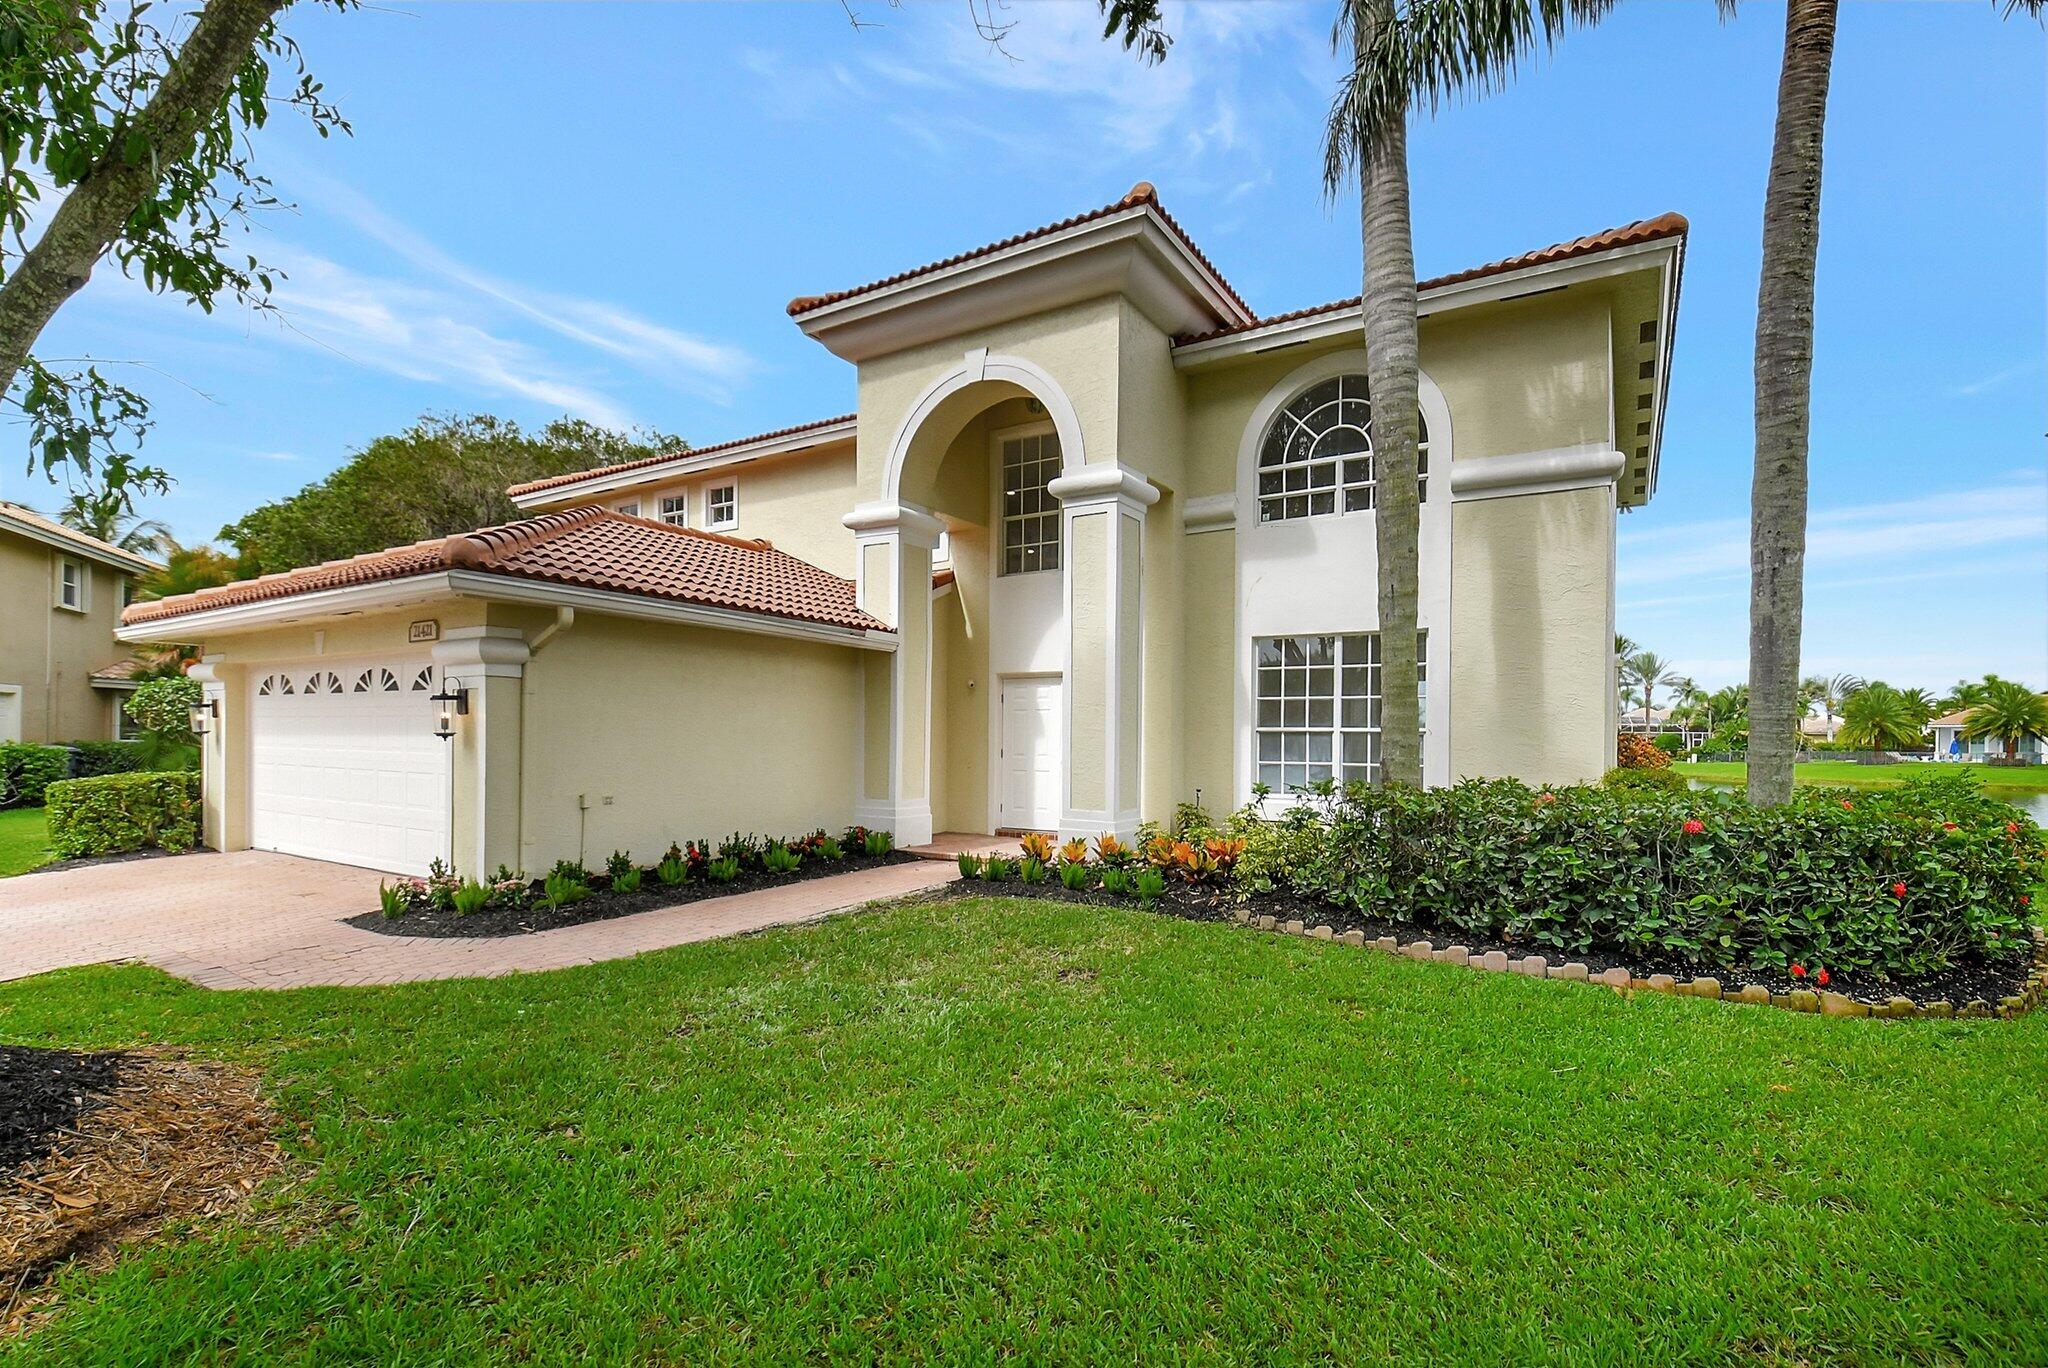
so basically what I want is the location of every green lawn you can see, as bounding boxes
[3,896,2046,1361]
[1686,759,2048,795]
[0,807,54,877]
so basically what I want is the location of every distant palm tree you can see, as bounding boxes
[1801,671,1863,739]
[1838,682,1932,752]
[1940,675,2004,714]
[56,489,168,556]
[1961,681,2048,762]
[1624,651,1682,726]
[136,539,240,601]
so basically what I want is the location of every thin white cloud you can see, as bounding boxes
[247,450,300,463]
[1950,360,2039,397]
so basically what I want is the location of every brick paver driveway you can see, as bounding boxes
[0,851,956,990]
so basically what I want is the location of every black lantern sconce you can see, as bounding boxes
[430,682,469,740]
[187,697,219,736]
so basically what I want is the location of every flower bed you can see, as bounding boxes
[941,770,2045,1011]
[347,827,910,938]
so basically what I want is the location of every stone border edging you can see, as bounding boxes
[1231,911,2048,1020]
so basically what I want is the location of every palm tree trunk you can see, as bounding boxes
[1359,78,1423,789]
[1746,0,1838,808]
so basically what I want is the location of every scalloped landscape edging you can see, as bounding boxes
[1230,910,2048,1020]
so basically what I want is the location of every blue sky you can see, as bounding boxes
[21,0,2045,690]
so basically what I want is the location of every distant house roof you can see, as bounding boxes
[89,657,153,688]
[0,502,158,574]
[1928,709,1974,729]
[505,414,856,501]
[123,507,889,635]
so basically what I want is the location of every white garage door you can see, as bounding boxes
[249,657,450,875]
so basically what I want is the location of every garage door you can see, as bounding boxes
[249,657,450,875]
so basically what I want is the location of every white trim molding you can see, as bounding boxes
[1449,445,1626,503]
[1182,494,1234,535]
[882,350,1088,508]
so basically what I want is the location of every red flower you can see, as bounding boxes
[1942,821,1958,831]
[1791,963,1806,978]
[1682,819,1706,835]
[1892,882,1908,899]
[1816,968,1831,987]
[2009,822,2021,835]
[1534,792,1557,806]
[2022,894,2033,906]
[1840,799,1854,811]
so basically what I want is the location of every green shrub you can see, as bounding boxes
[1059,860,1092,891]
[654,854,688,886]
[1602,766,1689,796]
[1134,868,1167,902]
[378,883,409,920]
[984,857,1014,881]
[613,868,643,895]
[123,677,201,771]
[541,869,590,909]
[706,856,740,883]
[1100,867,1130,895]
[64,740,149,778]
[605,850,634,880]
[1650,733,1688,755]
[44,772,201,858]
[1019,857,1046,884]
[547,857,589,884]
[958,852,983,879]
[452,880,491,916]
[818,837,844,861]
[763,843,802,874]
[0,743,70,807]
[1240,778,2039,981]
[863,829,894,858]
[1615,734,1671,770]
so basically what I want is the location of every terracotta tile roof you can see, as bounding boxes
[123,507,889,635]
[89,657,152,684]
[786,182,1254,322]
[1173,212,1690,347]
[507,414,856,499]
[932,567,956,591]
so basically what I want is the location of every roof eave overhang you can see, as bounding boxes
[794,207,1252,363]
[0,511,158,575]
[118,569,896,653]
[510,421,858,511]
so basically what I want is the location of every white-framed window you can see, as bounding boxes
[1257,374,1429,524]
[615,499,641,518]
[55,557,85,612]
[705,483,737,529]
[658,494,687,527]
[1000,430,1062,575]
[1254,631,1426,792]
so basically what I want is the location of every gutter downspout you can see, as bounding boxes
[516,607,575,872]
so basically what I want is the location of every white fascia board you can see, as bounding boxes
[1172,238,1682,370]
[119,569,897,653]
[1449,445,1625,502]
[510,421,857,510]
[795,209,1250,361]
[0,509,157,575]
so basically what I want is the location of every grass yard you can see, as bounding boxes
[0,808,54,878]
[1686,759,2048,796]
[3,895,2047,1361]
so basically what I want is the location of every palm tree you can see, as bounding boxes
[1801,671,1862,740]
[1837,682,1931,752]
[55,489,169,556]
[1623,651,1681,726]
[1960,680,2048,763]
[1940,675,2003,714]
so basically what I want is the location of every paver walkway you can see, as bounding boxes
[0,851,956,990]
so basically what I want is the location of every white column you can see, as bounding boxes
[186,655,241,854]
[1047,465,1157,842]
[432,626,531,878]
[843,501,946,846]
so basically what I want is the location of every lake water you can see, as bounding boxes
[1686,778,2048,823]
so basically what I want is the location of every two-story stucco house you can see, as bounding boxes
[121,185,1685,877]
[2,502,158,744]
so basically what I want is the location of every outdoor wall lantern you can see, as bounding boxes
[430,682,469,740]
[187,697,219,736]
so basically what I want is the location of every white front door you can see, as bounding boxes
[248,656,449,875]
[999,677,1062,832]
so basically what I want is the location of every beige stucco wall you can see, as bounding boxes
[507,607,865,872]
[1449,484,1615,786]
[581,444,859,580]
[0,533,137,744]
[1179,527,1235,817]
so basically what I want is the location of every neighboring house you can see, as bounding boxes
[1619,707,1705,751]
[122,185,1686,877]
[0,502,157,744]
[1928,708,2046,764]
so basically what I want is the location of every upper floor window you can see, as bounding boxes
[615,499,641,518]
[56,557,84,612]
[1000,430,1061,576]
[1257,374,1429,524]
[705,484,737,529]
[658,494,687,527]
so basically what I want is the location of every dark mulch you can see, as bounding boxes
[942,879,2037,1009]
[345,851,925,939]
[0,1047,126,1174]
[20,846,204,879]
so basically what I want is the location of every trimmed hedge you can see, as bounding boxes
[0,743,70,808]
[1234,771,2042,982]
[45,772,201,860]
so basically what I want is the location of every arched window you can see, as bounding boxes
[1256,374,1428,523]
